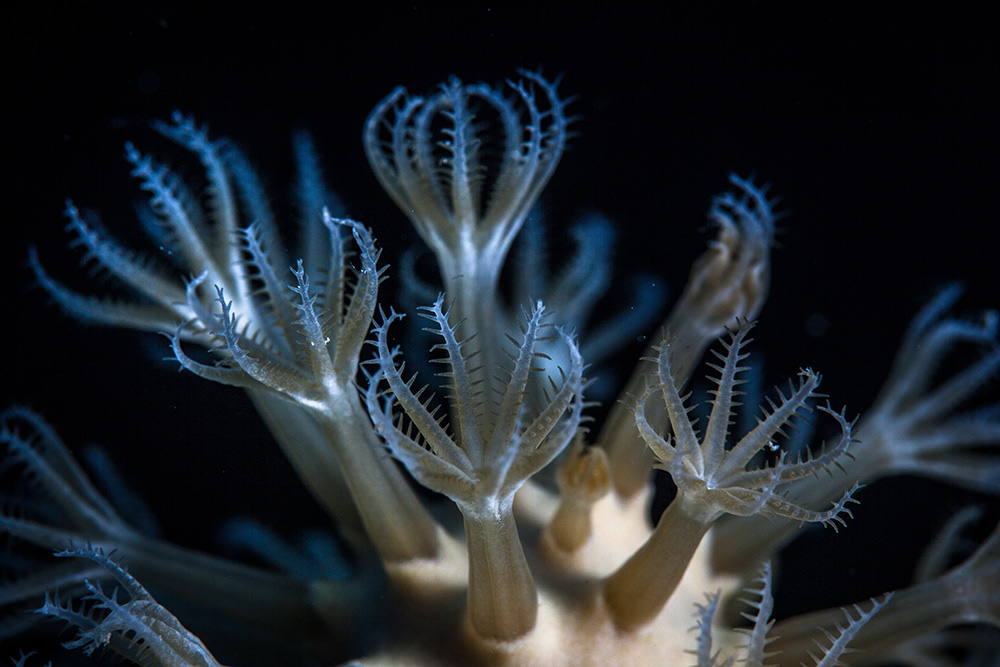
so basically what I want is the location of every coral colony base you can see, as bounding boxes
[2,71,999,666]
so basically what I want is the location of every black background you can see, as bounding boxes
[4,4,999,664]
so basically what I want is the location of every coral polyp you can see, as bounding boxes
[3,71,998,666]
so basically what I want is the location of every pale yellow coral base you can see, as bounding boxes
[353,491,743,666]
